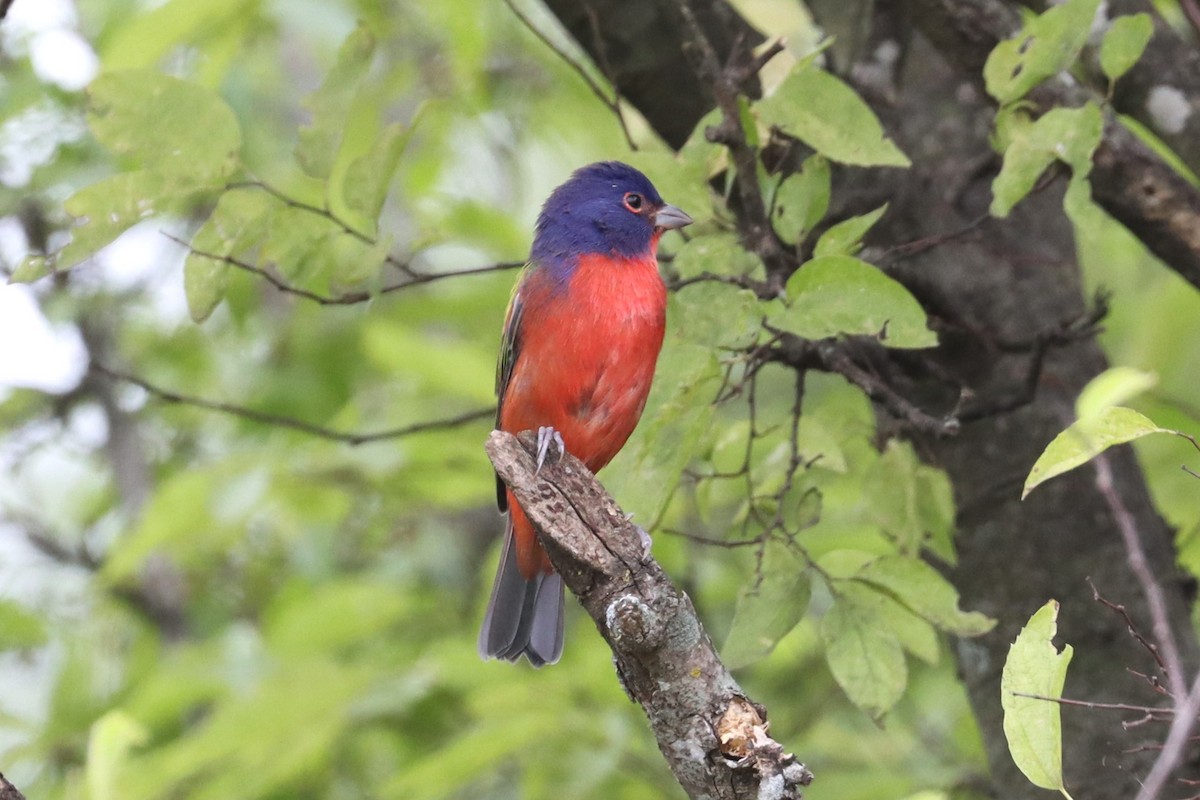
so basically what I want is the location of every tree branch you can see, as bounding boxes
[539,0,766,149]
[165,233,522,307]
[1089,0,1200,176]
[0,773,26,800]
[486,430,813,800]
[91,362,493,445]
[500,0,637,150]
[676,0,793,290]
[906,0,1200,293]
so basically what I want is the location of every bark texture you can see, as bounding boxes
[0,773,26,800]
[539,0,764,148]
[487,431,812,800]
[907,0,1200,292]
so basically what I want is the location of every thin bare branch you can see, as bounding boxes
[166,233,522,306]
[501,0,637,150]
[1136,671,1200,800]
[1011,692,1172,717]
[1094,455,1186,699]
[90,362,493,446]
[763,329,960,436]
[669,270,777,299]
[1088,577,1170,680]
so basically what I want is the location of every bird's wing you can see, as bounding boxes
[495,267,529,512]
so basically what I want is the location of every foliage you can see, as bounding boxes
[0,0,1196,798]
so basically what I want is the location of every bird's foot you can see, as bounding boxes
[535,426,565,474]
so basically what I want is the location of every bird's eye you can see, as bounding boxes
[623,192,644,213]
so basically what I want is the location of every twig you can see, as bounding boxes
[166,233,522,306]
[501,0,637,150]
[668,270,777,299]
[1136,671,1200,800]
[877,213,990,265]
[226,179,379,249]
[764,330,960,436]
[1011,692,1173,717]
[1094,455,1186,699]
[675,0,792,289]
[581,0,637,151]
[225,179,525,281]
[1087,577,1170,681]
[661,528,764,548]
[90,362,493,446]
[1092,452,1200,800]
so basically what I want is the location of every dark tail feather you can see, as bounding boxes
[478,523,565,666]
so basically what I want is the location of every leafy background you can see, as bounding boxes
[0,0,1197,798]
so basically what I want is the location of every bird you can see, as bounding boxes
[479,161,693,666]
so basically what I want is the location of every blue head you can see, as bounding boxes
[530,162,692,267]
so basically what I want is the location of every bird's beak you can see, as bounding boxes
[654,203,693,230]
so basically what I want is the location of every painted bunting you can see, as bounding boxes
[479,161,693,666]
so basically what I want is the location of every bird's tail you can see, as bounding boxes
[478,519,565,666]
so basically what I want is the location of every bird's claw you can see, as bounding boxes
[535,426,565,474]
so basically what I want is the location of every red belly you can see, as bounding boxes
[497,252,667,577]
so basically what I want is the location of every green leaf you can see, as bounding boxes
[983,0,1102,105]
[862,441,948,556]
[991,103,1103,218]
[122,659,371,800]
[99,0,248,71]
[1075,366,1157,420]
[184,187,276,322]
[796,414,847,473]
[757,63,910,167]
[88,69,241,185]
[770,156,830,244]
[265,580,409,656]
[813,204,888,258]
[723,543,811,668]
[1023,406,1183,498]
[102,468,220,581]
[1001,600,1074,795]
[856,554,995,636]
[10,255,51,283]
[383,713,553,799]
[342,122,412,228]
[1099,14,1153,84]
[770,255,936,348]
[55,171,169,272]
[822,584,908,719]
[671,231,763,280]
[86,710,149,800]
[626,148,715,227]
[296,24,376,179]
[184,253,230,324]
[840,580,940,665]
[0,599,47,650]
[331,232,394,290]
[672,282,762,350]
[603,342,722,524]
